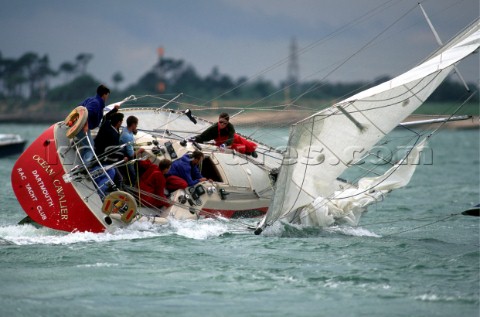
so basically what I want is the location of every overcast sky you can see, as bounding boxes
[0,0,478,90]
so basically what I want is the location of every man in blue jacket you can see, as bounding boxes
[76,84,112,164]
[168,150,207,187]
[84,84,111,131]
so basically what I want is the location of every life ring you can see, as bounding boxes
[101,191,137,224]
[64,106,88,139]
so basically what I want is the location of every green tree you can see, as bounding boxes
[250,78,275,98]
[76,53,93,75]
[171,66,204,96]
[47,74,98,103]
[1,56,26,97]
[112,72,124,91]
[16,53,55,99]
[17,52,39,98]
[204,66,235,97]
[59,62,77,82]
[32,55,55,100]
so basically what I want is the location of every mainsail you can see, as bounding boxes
[257,18,480,232]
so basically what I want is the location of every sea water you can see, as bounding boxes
[0,123,478,317]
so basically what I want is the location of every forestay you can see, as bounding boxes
[259,19,480,229]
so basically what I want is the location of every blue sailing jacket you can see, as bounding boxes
[167,154,203,187]
[81,95,105,130]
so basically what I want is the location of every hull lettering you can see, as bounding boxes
[32,154,56,177]
[53,179,69,220]
[32,170,54,208]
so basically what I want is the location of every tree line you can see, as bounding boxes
[0,51,477,111]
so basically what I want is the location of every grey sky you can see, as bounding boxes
[0,0,478,90]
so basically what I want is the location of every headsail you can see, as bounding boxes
[258,19,480,231]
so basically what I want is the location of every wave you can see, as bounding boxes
[0,217,251,245]
[261,221,380,238]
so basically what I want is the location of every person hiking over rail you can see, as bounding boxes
[193,112,258,157]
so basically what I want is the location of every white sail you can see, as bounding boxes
[259,19,480,230]
[300,138,428,227]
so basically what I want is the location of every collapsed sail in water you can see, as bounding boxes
[300,138,428,227]
[257,19,480,232]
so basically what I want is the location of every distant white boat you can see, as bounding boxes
[0,134,27,158]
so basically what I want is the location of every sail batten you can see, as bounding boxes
[260,20,480,230]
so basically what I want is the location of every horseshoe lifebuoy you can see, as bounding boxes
[101,191,137,224]
[64,106,88,139]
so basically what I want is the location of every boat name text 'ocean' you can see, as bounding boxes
[32,154,56,176]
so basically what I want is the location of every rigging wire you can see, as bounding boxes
[133,1,424,146]
[199,0,404,108]
[114,1,475,138]
[290,4,418,105]
[246,3,419,140]
[380,213,462,237]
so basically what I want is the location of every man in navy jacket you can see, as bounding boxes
[167,150,207,187]
[76,84,112,164]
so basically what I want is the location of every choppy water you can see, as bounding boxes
[0,123,478,317]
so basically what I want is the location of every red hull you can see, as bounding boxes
[11,125,106,233]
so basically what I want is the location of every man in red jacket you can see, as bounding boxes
[194,112,258,157]
[138,159,176,208]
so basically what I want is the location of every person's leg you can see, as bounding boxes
[232,134,257,156]
[119,164,137,187]
[75,129,94,164]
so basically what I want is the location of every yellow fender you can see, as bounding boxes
[101,191,137,224]
[65,106,88,139]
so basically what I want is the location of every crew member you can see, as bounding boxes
[194,112,257,157]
